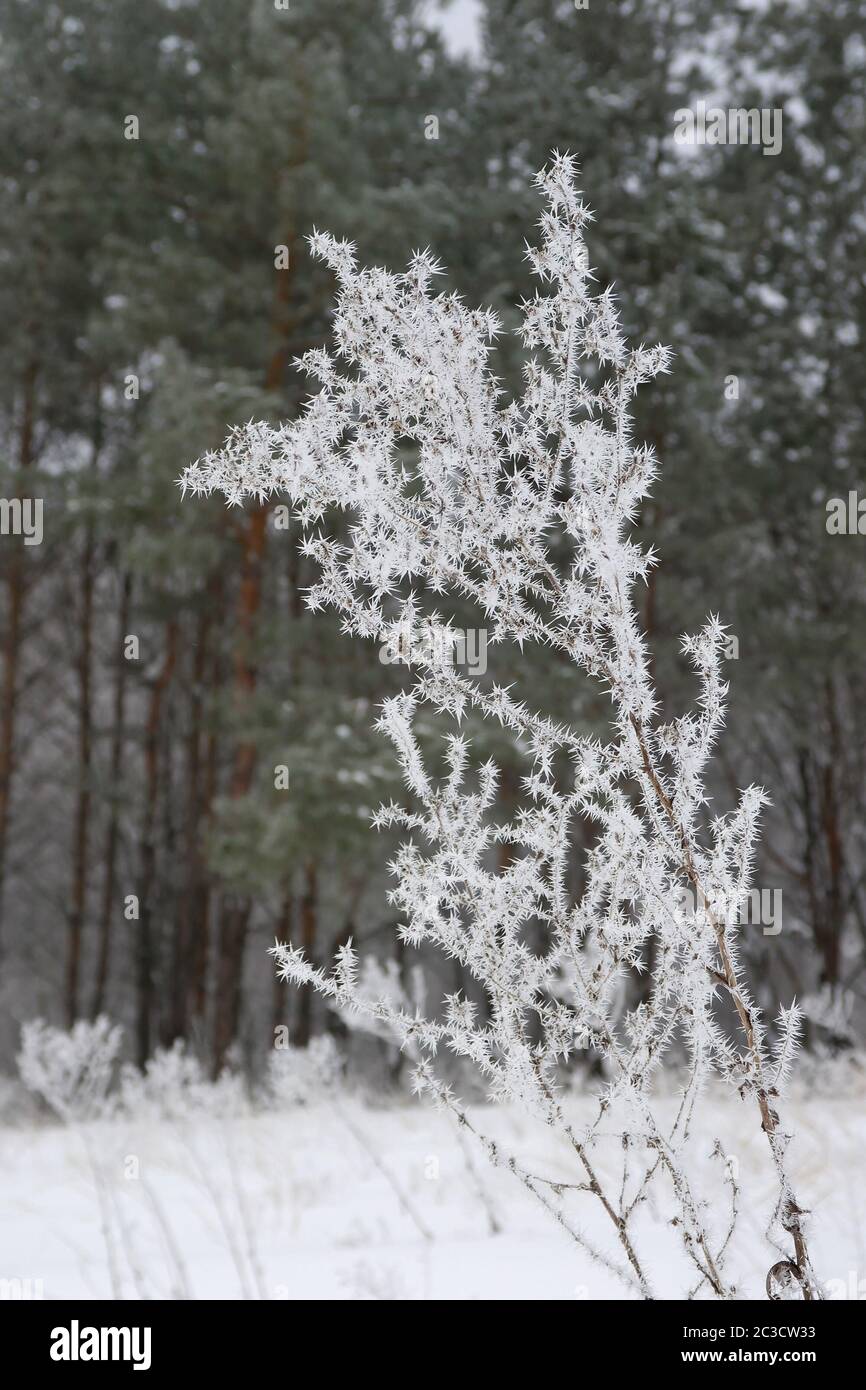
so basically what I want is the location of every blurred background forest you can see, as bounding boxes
[1,0,864,1080]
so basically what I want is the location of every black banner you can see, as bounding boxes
[2,1296,857,1374]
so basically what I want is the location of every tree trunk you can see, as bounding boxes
[212,895,253,1073]
[272,890,294,1045]
[211,504,269,1075]
[190,718,218,1026]
[210,146,304,1068]
[165,603,210,1044]
[0,359,37,948]
[819,676,844,987]
[210,190,304,1070]
[188,572,224,1029]
[66,519,95,1026]
[91,570,133,1018]
[293,860,318,1048]
[135,620,178,1067]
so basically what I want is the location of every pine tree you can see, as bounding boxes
[0,0,471,1068]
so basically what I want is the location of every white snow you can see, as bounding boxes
[2,1066,863,1301]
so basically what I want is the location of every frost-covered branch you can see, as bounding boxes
[181,155,819,1299]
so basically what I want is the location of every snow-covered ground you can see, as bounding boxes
[3,1063,864,1301]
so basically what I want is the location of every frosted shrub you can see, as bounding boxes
[18,1016,121,1123]
[18,1017,128,1297]
[182,156,819,1299]
[267,1035,342,1108]
[120,1041,246,1122]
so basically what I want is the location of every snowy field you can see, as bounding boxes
[3,1059,864,1301]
